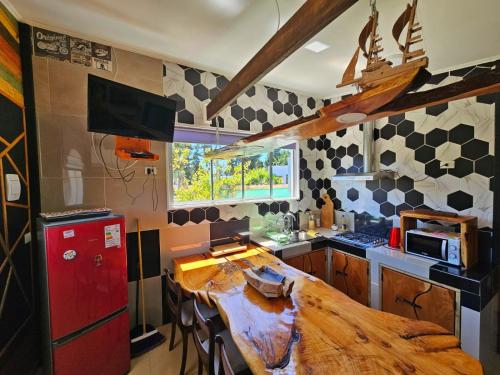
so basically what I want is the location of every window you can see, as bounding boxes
[168,127,298,208]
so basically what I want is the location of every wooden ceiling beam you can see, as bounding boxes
[207,68,500,159]
[206,0,358,120]
[368,68,500,118]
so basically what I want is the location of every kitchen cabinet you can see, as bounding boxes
[304,249,327,281]
[331,250,369,306]
[283,249,327,282]
[381,267,456,334]
[283,254,304,272]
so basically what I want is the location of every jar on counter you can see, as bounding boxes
[308,213,315,230]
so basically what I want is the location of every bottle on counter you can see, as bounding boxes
[308,213,316,230]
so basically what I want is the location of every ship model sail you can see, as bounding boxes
[337,0,428,91]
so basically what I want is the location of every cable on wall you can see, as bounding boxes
[92,132,138,171]
[274,0,281,32]
[152,172,159,212]
[93,133,158,206]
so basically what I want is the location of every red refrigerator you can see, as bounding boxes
[38,214,130,375]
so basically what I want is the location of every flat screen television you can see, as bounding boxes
[87,74,176,142]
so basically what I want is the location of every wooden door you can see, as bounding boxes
[304,249,326,281]
[381,267,456,333]
[283,254,304,272]
[331,250,369,306]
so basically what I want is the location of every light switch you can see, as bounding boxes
[5,174,21,201]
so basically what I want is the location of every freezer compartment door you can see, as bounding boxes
[44,217,127,340]
[52,311,130,375]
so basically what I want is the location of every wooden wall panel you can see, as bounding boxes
[0,3,22,108]
[0,3,34,372]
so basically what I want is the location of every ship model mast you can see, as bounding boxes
[337,0,428,91]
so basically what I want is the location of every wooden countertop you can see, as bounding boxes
[173,247,482,374]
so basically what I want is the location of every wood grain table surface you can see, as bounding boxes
[173,247,482,374]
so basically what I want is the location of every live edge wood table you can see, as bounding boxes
[174,247,482,374]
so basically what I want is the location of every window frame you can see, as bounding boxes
[166,127,300,209]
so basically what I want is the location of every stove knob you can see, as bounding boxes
[449,253,457,259]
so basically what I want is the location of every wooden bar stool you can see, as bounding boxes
[215,334,251,375]
[164,270,218,375]
[192,296,225,375]
[192,298,249,375]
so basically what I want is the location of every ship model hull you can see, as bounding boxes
[207,66,428,159]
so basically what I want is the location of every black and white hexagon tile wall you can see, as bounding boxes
[163,60,496,232]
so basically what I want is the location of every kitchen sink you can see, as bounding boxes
[265,231,295,245]
[252,232,312,259]
[264,231,317,245]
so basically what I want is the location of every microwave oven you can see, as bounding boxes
[405,229,461,266]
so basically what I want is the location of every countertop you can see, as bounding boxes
[250,228,498,312]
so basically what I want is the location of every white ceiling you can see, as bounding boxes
[7,0,500,98]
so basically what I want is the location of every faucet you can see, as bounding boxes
[283,212,296,235]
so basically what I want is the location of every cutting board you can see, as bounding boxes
[210,242,247,257]
[321,194,334,228]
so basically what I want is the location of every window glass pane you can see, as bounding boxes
[213,158,243,200]
[169,134,298,206]
[171,142,213,203]
[272,148,293,199]
[244,153,271,199]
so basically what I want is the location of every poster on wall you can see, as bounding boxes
[91,42,113,72]
[33,27,70,61]
[70,37,91,66]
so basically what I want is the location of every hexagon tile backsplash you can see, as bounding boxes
[164,59,496,229]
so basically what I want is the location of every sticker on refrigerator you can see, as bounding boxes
[104,224,121,248]
[63,249,77,260]
[63,229,75,238]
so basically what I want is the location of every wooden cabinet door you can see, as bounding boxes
[331,250,348,294]
[283,255,304,272]
[381,267,456,334]
[331,250,369,306]
[304,249,326,281]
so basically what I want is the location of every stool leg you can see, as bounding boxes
[198,354,203,375]
[179,329,189,375]
[169,320,177,351]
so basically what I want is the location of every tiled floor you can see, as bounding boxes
[130,324,199,375]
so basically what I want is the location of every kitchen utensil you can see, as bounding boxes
[388,227,401,248]
[321,194,334,228]
[290,230,300,241]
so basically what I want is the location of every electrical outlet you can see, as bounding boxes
[145,166,158,175]
[440,161,455,169]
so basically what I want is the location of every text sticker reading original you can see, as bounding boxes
[63,229,75,239]
[104,224,121,248]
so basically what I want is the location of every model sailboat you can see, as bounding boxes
[337,0,428,90]
[207,0,499,159]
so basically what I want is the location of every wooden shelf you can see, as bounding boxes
[400,209,478,268]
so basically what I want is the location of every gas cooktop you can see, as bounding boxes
[333,213,391,249]
[333,231,387,249]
